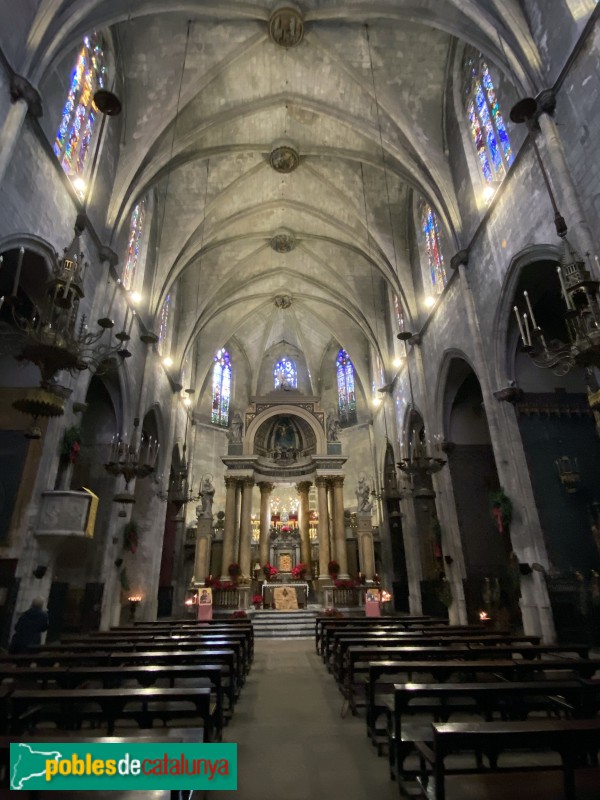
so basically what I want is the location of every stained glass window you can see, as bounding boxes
[464,51,514,184]
[158,294,170,355]
[123,201,145,290]
[54,34,107,196]
[212,349,231,427]
[274,358,297,389]
[394,294,404,333]
[337,349,357,426]
[421,203,447,293]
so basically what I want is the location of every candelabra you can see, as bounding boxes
[510,97,600,379]
[396,332,446,484]
[105,417,159,506]
[0,217,138,435]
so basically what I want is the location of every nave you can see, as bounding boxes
[219,638,398,800]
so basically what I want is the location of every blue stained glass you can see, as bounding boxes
[465,55,513,184]
[274,358,297,389]
[337,349,356,425]
[212,349,231,426]
[54,34,105,195]
[421,204,446,293]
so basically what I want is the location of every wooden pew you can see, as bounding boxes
[386,680,588,786]
[9,686,216,740]
[416,718,600,800]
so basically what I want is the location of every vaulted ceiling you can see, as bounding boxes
[14,0,544,393]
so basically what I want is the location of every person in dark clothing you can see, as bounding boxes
[9,597,49,654]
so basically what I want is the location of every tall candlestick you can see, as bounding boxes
[127,309,135,335]
[556,266,573,310]
[121,305,129,332]
[513,306,526,342]
[12,247,24,297]
[523,291,537,330]
[523,313,532,347]
[105,280,119,317]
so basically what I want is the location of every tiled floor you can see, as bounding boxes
[216,639,399,800]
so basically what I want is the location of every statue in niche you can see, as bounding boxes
[326,413,341,442]
[197,475,215,519]
[356,477,373,514]
[227,412,244,443]
[271,417,299,462]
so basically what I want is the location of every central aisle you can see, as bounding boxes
[218,638,398,800]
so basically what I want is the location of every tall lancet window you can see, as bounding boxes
[464,51,514,184]
[54,34,107,196]
[123,201,145,290]
[274,357,297,389]
[337,349,357,426]
[211,349,231,427]
[394,294,405,334]
[421,203,447,294]
[158,294,170,356]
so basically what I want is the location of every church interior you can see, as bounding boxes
[0,1,600,797]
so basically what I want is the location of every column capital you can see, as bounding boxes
[450,249,469,270]
[315,476,329,489]
[330,476,344,488]
[258,481,275,494]
[295,480,312,495]
[98,244,119,268]
[224,475,238,489]
[241,477,255,488]
[10,73,42,118]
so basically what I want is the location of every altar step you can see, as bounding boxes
[250,609,317,639]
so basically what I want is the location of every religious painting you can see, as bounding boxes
[365,589,381,603]
[278,553,293,572]
[198,587,213,605]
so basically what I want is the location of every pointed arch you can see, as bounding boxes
[211,348,231,427]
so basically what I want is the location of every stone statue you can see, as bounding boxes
[326,413,340,442]
[356,477,373,513]
[198,476,215,519]
[227,412,244,443]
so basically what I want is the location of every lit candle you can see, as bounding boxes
[523,291,537,330]
[513,306,526,343]
[0,296,4,313]
[12,247,24,297]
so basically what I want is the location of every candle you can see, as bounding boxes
[12,247,24,297]
[523,291,537,330]
[122,305,129,332]
[105,280,119,317]
[127,309,135,335]
[513,306,526,343]
[556,266,573,310]
[523,313,532,347]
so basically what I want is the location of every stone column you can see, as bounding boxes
[316,478,331,580]
[258,482,274,567]
[356,512,375,580]
[296,481,312,577]
[193,517,213,585]
[238,478,254,581]
[233,481,242,565]
[331,476,349,579]
[454,256,556,641]
[220,477,238,580]
[0,75,42,186]
[327,481,336,561]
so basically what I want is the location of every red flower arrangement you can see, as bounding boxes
[291,563,308,579]
[334,578,356,589]
[328,560,340,577]
[280,524,291,533]
[205,577,236,590]
[263,563,278,579]
[228,563,241,580]
[252,594,263,607]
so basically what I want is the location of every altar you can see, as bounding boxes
[262,582,309,609]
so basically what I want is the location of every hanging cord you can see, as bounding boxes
[151,19,192,309]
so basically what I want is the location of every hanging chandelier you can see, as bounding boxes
[0,216,136,435]
[509,97,600,381]
[396,332,446,484]
[105,417,160,509]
